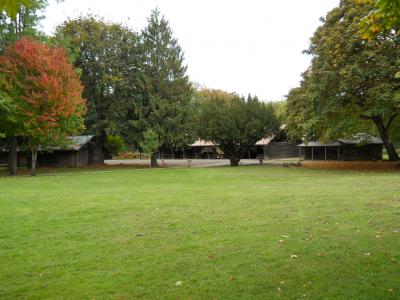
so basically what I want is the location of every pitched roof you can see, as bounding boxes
[190,139,216,147]
[47,135,95,151]
[298,141,341,147]
[298,133,383,147]
[0,135,95,152]
[190,136,275,147]
[338,133,382,145]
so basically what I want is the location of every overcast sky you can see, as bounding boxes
[41,0,340,101]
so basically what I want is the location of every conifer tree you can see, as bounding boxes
[130,9,194,168]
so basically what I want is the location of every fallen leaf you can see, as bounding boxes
[291,254,298,259]
[228,275,236,281]
[208,255,215,260]
[281,235,289,239]
[175,281,183,287]
[365,252,371,256]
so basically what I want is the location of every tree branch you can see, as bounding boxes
[359,114,373,120]
[386,113,399,131]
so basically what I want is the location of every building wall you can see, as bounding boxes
[264,143,299,159]
[0,152,7,165]
[342,144,382,161]
[302,144,383,161]
[37,149,90,168]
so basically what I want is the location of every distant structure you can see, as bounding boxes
[0,136,96,168]
[298,133,383,161]
[188,127,299,160]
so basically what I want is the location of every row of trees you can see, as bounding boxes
[1,2,281,173]
[55,11,197,166]
[286,0,400,161]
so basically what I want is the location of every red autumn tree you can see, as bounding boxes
[0,37,86,176]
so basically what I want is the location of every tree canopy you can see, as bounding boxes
[0,0,49,51]
[128,9,195,166]
[0,37,86,175]
[198,94,280,166]
[56,16,138,162]
[286,0,400,160]
[357,0,400,38]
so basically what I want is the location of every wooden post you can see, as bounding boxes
[312,147,314,160]
[337,147,340,160]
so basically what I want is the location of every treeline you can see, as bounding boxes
[285,0,400,161]
[0,1,280,174]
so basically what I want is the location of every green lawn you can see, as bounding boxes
[0,166,399,299]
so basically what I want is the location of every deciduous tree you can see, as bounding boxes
[0,0,50,175]
[0,38,86,175]
[286,0,400,160]
[56,17,139,163]
[357,0,400,38]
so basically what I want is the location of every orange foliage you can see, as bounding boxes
[0,37,86,145]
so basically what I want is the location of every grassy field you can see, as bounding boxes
[0,166,399,299]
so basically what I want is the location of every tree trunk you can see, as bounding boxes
[90,134,106,164]
[374,117,399,161]
[31,146,38,177]
[8,136,17,176]
[150,153,158,168]
[229,157,240,167]
[92,146,105,164]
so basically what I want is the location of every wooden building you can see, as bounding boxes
[0,135,96,168]
[187,127,299,160]
[261,129,299,160]
[298,134,383,161]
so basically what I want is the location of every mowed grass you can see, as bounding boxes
[0,166,399,299]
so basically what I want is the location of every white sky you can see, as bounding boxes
[41,0,340,101]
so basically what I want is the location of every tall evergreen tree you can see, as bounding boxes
[129,9,194,168]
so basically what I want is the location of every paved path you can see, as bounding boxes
[105,158,300,168]
[105,159,261,168]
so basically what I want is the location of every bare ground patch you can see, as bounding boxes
[302,160,400,171]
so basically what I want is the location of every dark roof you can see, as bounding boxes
[43,135,95,151]
[190,125,287,147]
[338,133,382,145]
[0,135,95,152]
[298,133,383,147]
[298,141,341,147]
